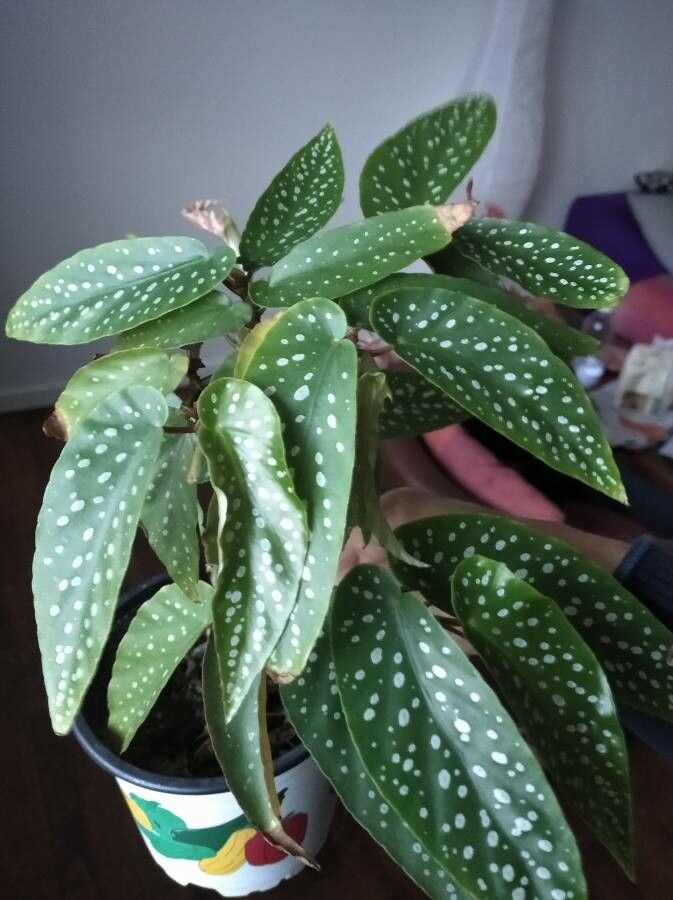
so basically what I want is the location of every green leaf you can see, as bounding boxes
[141,434,201,599]
[249,205,453,308]
[202,640,316,866]
[331,565,586,900]
[107,581,213,752]
[452,556,634,878]
[453,219,629,309]
[6,237,236,345]
[427,242,502,288]
[234,298,357,678]
[33,385,168,734]
[197,378,307,721]
[359,94,496,217]
[392,513,673,722]
[340,271,599,360]
[114,290,251,351]
[282,630,472,900]
[371,285,626,501]
[347,372,423,568]
[240,124,345,269]
[52,349,186,439]
[380,370,469,439]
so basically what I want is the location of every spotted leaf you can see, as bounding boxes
[427,242,502,289]
[33,385,168,734]
[392,513,673,722]
[347,372,423,568]
[6,237,236,345]
[282,629,472,899]
[371,286,626,501]
[331,565,586,900]
[453,219,629,309]
[341,271,599,361]
[248,206,454,308]
[107,581,213,752]
[114,290,251,351]
[202,641,316,867]
[240,124,345,270]
[141,434,201,600]
[359,94,496,217]
[380,370,469,439]
[235,298,357,678]
[452,556,634,878]
[197,378,307,722]
[51,349,186,439]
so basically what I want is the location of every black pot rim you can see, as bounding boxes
[72,573,308,795]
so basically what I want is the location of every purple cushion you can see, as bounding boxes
[564,192,666,284]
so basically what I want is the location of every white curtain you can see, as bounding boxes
[458,0,555,218]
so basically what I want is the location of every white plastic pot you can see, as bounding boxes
[73,576,336,896]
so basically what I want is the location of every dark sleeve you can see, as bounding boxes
[614,535,673,629]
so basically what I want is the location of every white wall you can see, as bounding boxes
[526,0,673,227]
[0,0,485,410]
[2,0,672,411]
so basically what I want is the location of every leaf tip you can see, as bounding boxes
[436,201,478,236]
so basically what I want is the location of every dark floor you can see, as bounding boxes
[2,408,672,899]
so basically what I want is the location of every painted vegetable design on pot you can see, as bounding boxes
[124,790,308,873]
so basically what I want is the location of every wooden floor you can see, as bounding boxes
[2,408,672,899]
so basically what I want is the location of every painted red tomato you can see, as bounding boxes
[244,813,308,866]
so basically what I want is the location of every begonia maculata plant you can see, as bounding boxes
[8,94,671,899]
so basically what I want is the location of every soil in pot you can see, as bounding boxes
[86,601,299,779]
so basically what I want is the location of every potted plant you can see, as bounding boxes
[6,93,672,899]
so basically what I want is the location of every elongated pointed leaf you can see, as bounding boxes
[141,434,201,599]
[33,385,167,733]
[371,286,626,501]
[202,641,316,866]
[234,299,357,677]
[249,205,453,308]
[115,290,251,351]
[427,242,502,288]
[341,271,600,360]
[453,556,634,877]
[454,218,629,309]
[380,370,469,439]
[347,372,422,568]
[197,378,307,721]
[240,124,345,269]
[359,94,496,216]
[282,629,472,899]
[392,513,673,722]
[6,237,236,345]
[331,565,586,900]
[52,349,186,439]
[107,581,213,752]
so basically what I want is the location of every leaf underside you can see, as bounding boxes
[371,285,626,501]
[392,513,673,722]
[452,556,634,878]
